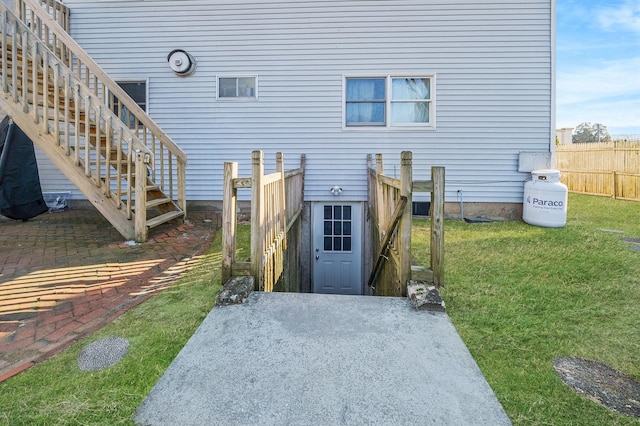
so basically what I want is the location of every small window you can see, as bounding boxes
[217,76,257,99]
[344,75,434,129]
[112,81,147,128]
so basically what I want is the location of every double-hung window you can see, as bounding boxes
[344,75,434,129]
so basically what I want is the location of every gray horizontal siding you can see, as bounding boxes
[37,0,553,204]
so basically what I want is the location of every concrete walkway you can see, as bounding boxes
[134,292,511,426]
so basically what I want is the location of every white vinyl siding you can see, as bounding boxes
[44,0,553,204]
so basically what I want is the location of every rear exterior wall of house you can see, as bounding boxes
[34,0,554,216]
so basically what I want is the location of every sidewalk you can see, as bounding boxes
[0,206,217,382]
[135,292,512,425]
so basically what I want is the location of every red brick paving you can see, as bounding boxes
[0,206,218,382]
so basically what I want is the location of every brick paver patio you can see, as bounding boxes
[0,206,217,382]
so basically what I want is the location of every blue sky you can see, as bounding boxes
[556,0,640,136]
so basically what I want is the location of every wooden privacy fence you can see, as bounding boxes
[222,151,305,291]
[556,142,640,201]
[367,152,445,296]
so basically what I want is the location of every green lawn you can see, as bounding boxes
[0,229,250,426]
[0,193,638,425]
[413,193,640,425]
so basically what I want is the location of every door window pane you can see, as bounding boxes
[334,221,342,236]
[324,205,332,219]
[334,206,342,220]
[343,206,351,220]
[324,221,332,235]
[343,221,351,236]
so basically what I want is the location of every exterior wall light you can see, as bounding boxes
[330,186,343,195]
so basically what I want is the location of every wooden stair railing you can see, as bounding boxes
[1,3,185,241]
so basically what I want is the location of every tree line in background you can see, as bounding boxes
[570,122,640,143]
[572,122,611,143]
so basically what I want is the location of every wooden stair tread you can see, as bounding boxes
[146,211,184,229]
[146,197,173,208]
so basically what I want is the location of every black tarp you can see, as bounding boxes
[0,116,48,220]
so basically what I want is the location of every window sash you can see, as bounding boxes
[345,78,386,126]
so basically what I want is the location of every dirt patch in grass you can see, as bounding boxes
[554,357,640,418]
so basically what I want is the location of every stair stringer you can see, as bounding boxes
[0,94,137,240]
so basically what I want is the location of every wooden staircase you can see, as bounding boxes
[0,0,187,242]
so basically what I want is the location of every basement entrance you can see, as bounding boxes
[312,202,363,295]
[221,151,445,295]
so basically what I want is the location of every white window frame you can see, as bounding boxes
[342,74,436,130]
[216,75,258,101]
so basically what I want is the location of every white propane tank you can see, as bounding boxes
[523,169,568,228]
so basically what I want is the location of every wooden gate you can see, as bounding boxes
[367,152,445,296]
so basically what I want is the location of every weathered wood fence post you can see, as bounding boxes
[400,151,413,295]
[251,150,265,291]
[431,166,445,286]
[221,161,238,284]
[134,150,148,243]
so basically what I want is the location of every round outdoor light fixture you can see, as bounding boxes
[167,49,196,76]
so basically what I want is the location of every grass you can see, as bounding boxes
[0,228,250,426]
[0,193,638,425]
[413,193,640,425]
